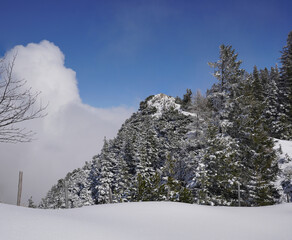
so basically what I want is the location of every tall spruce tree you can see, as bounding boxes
[208,44,245,134]
[264,66,281,137]
[252,66,265,102]
[230,74,280,206]
[94,138,117,204]
[199,124,240,205]
[206,45,280,206]
[181,89,193,111]
[278,31,292,139]
[204,45,246,205]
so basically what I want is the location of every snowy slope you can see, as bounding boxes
[275,139,292,160]
[1,202,291,240]
[275,139,292,179]
[274,139,292,200]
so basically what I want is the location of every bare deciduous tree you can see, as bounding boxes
[0,56,47,143]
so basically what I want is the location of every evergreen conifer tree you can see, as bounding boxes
[28,196,36,208]
[278,31,292,139]
[231,74,280,206]
[181,89,193,110]
[208,44,245,134]
[263,66,281,137]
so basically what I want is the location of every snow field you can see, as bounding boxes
[1,201,291,240]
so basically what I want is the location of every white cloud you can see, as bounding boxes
[0,41,134,205]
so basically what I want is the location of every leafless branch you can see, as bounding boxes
[0,56,47,143]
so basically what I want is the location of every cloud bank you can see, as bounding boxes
[0,41,133,205]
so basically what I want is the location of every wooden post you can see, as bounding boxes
[166,185,170,201]
[238,182,241,207]
[17,171,23,206]
[64,180,69,208]
[109,186,113,203]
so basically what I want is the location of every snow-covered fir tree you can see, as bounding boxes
[205,45,279,206]
[40,32,292,208]
[40,94,198,208]
[278,31,292,139]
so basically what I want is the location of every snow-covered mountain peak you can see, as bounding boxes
[147,93,181,117]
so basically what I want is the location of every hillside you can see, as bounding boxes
[38,93,292,208]
[39,94,200,208]
[1,202,291,240]
[39,36,292,208]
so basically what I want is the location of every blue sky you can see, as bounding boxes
[0,0,291,108]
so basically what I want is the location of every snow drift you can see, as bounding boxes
[1,202,291,240]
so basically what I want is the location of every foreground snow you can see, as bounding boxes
[1,202,291,240]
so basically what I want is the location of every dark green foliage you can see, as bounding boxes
[205,44,280,206]
[135,172,165,201]
[278,31,292,139]
[40,33,292,209]
[28,196,36,208]
[198,124,240,205]
[252,66,265,102]
[179,187,194,203]
[181,89,193,110]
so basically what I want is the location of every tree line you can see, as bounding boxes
[38,31,292,208]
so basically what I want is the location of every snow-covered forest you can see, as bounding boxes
[38,31,292,209]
